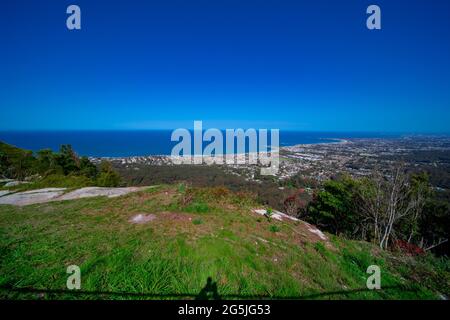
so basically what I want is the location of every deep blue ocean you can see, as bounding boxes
[0,131,400,157]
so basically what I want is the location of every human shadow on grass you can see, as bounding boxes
[195,277,221,300]
[0,281,416,300]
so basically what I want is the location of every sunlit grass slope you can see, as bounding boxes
[0,185,448,299]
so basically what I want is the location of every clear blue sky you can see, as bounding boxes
[1,0,450,132]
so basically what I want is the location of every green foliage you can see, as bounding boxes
[269,224,280,232]
[55,145,80,175]
[0,142,37,180]
[397,172,433,243]
[36,148,61,175]
[12,174,95,191]
[79,156,98,178]
[185,201,209,214]
[418,196,450,255]
[307,175,358,236]
[265,207,274,221]
[177,183,186,193]
[96,161,121,187]
[0,142,94,180]
[307,171,448,255]
[0,141,121,190]
[115,163,286,211]
[314,242,327,256]
[0,185,449,299]
[0,185,445,300]
[96,172,119,188]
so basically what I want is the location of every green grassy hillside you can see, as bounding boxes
[0,185,448,299]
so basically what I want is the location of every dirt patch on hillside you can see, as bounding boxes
[150,189,179,205]
[147,211,216,239]
[123,188,180,208]
[128,211,194,224]
[159,211,192,221]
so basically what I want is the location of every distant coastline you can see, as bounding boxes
[290,138,350,147]
[0,130,396,158]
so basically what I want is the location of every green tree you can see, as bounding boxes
[79,156,98,178]
[416,192,449,255]
[36,149,62,175]
[356,167,432,250]
[400,172,432,243]
[96,160,121,187]
[307,175,358,236]
[55,145,80,175]
[0,142,37,180]
[0,149,8,177]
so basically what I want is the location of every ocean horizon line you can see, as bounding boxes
[1,129,449,135]
[1,130,449,158]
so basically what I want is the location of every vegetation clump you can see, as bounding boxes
[307,168,449,254]
[0,142,120,189]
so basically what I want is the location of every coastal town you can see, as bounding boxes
[90,136,450,188]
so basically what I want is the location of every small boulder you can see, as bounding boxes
[129,213,156,224]
[4,181,30,187]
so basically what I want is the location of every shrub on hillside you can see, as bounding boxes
[54,145,80,175]
[79,156,98,178]
[185,201,209,214]
[307,175,358,237]
[0,142,37,180]
[283,188,307,217]
[96,160,121,187]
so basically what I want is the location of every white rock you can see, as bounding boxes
[4,181,30,187]
[58,187,146,201]
[0,189,66,206]
[253,209,300,222]
[253,208,327,240]
[0,186,150,206]
[20,188,66,194]
[0,190,11,197]
[304,222,328,240]
[129,213,156,224]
